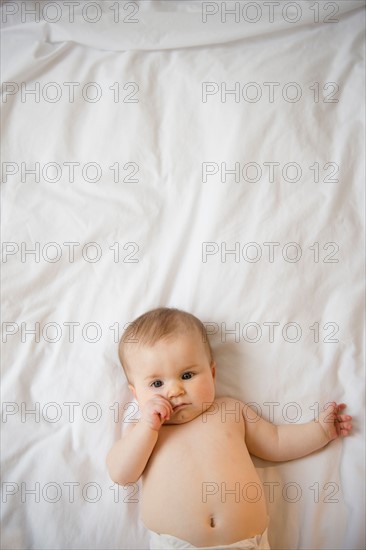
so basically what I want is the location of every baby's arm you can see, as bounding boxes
[106,396,173,485]
[244,402,352,462]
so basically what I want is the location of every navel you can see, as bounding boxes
[210,515,215,528]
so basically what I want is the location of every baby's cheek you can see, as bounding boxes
[199,382,215,402]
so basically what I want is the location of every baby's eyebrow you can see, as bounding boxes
[144,374,161,381]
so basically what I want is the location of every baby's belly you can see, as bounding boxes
[141,422,268,546]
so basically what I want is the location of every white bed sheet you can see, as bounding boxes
[1,1,365,549]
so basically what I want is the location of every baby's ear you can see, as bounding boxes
[210,361,216,379]
[128,384,136,398]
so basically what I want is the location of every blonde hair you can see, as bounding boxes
[119,307,213,377]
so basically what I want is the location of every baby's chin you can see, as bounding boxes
[163,411,197,426]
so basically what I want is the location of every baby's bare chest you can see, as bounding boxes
[143,410,254,484]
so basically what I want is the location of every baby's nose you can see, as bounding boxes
[167,381,184,398]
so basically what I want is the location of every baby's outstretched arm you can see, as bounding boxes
[244,402,352,462]
[106,396,173,485]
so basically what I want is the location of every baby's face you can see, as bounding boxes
[127,329,216,424]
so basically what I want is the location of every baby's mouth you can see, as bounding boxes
[172,403,189,412]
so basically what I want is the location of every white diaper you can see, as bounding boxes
[148,528,270,550]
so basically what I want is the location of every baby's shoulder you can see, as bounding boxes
[212,396,247,420]
[213,396,258,420]
[215,396,246,407]
[207,396,246,428]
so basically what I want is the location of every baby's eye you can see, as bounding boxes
[181,372,193,380]
[151,380,163,388]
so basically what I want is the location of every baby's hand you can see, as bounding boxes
[140,396,173,431]
[319,402,352,442]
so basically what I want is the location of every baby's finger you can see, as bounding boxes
[155,402,172,421]
[337,414,352,422]
[337,420,352,435]
[155,403,169,417]
[155,395,173,414]
[339,425,352,436]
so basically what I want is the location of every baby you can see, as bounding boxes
[107,308,352,550]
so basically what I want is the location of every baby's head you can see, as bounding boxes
[119,307,216,424]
